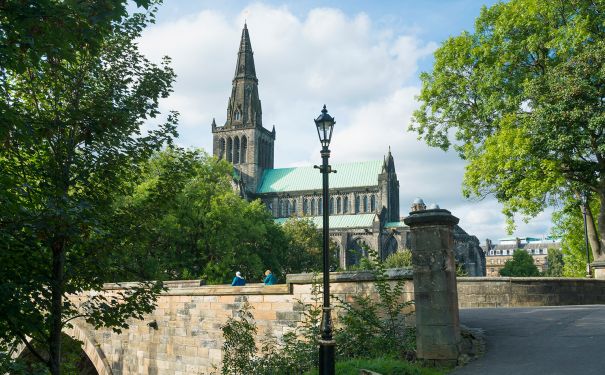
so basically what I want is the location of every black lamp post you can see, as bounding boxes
[314,104,336,375]
[581,193,591,277]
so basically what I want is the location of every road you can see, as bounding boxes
[450,305,605,375]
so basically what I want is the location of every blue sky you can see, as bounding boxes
[138,0,554,243]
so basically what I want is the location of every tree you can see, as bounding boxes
[0,1,176,373]
[499,250,540,277]
[544,248,564,277]
[110,148,289,284]
[280,217,339,274]
[411,0,605,262]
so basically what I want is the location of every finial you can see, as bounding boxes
[211,118,216,127]
[322,104,327,114]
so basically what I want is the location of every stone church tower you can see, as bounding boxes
[378,148,400,222]
[212,24,275,193]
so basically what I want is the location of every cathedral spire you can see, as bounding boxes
[234,22,257,80]
[223,24,263,129]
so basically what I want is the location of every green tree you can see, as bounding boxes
[411,0,605,262]
[280,218,338,274]
[499,250,540,277]
[111,148,288,284]
[0,1,175,373]
[543,248,564,277]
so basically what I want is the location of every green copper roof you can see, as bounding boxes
[384,221,407,228]
[257,160,383,193]
[274,214,377,229]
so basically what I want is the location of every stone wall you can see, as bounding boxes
[457,277,605,308]
[77,270,413,375]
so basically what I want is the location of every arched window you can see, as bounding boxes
[303,198,308,215]
[318,198,323,215]
[370,195,376,212]
[329,197,334,214]
[343,197,349,213]
[337,197,341,214]
[292,200,297,214]
[235,110,241,121]
[355,196,360,213]
[363,196,368,212]
[280,200,285,217]
[285,200,290,216]
[233,136,240,164]
[311,199,316,215]
[218,138,225,160]
[241,136,247,163]
[226,138,233,163]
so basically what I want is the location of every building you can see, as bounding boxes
[211,24,486,275]
[482,237,561,276]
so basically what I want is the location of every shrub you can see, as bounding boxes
[384,250,413,268]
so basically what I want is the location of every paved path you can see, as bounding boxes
[451,305,605,375]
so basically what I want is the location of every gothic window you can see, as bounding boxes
[363,196,368,212]
[329,197,334,214]
[318,198,323,215]
[280,200,285,217]
[285,200,290,217]
[241,136,247,163]
[311,199,316,215]
[233,136,240,164]
[226,137,233,163]
[343,197,349,213]
[235,110,241,121]
[337,197,341,214]
[303,198,308,215]
[370,195,376,212]
[218,138,225,160]
[292,200,297,214]
[355,196,360,213]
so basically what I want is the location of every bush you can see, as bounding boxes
[384,250,413,268]
[499,249,540,277]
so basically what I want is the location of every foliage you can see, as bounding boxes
[543,248,564,277]
[411,0,605,259]
[109,148,287,284]
[280,217,339,274]
[0,1,173,373]
[220,279,323,375]
[499,250,540,277]
[552,197,597,277]
[304,357,446,375]
[384,250,413,269]
[334,249,415,360]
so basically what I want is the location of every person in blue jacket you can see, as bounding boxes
[263,270,277,285]
[231,271,246,286]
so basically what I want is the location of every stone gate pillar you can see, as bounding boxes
[404,208,460,366]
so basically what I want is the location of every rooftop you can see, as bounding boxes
[257,160,383,193]
[274,214,377,229]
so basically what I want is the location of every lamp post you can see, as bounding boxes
[581,193,591,277]
[314,104,336,375]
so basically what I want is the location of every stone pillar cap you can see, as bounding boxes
[403,208,459,227]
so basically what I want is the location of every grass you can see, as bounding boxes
[304,357,447,375]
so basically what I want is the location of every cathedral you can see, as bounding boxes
[211,25,486,275]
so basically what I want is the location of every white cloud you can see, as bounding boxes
[137,2,554,241]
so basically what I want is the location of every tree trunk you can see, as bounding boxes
[597,191,605,261]
[49,238,65,375]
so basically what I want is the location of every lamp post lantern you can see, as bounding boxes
[314,104,336,375]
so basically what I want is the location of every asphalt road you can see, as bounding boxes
[450,305,605,375]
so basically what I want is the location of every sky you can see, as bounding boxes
[136,0,555,243]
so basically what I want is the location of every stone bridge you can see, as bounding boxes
[13,209,605,374]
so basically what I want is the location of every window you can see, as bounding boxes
[280,200,285,217]
[233,137,240,164]
[502,250,507,256]
[226,138,233,162]
[218,138,225,160]
[235,110,241,121]
[337,197,341,213]
[370,195,376,211]
[363,196,368,212]
[343,197,348,213]
[355,196,360,213]
[489,250,494,255]
[311,199,316,215]
[303,199,308,215]
[496,250,501,255]
[241,136,247,163]
[292,200,297,214]
[318,198,323,215]
[329,197,334,214]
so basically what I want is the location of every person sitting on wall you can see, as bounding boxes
[231,271,246,286]
[263,270,276,285]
